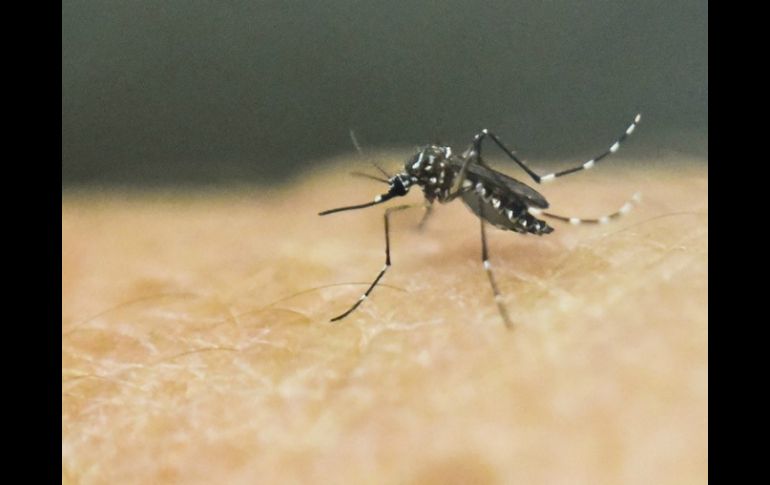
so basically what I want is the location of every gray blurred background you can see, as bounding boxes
[62,0,707,187]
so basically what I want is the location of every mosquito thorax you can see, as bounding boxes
[404,145,457,201]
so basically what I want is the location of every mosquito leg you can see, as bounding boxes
[471,113,641,185]
[449,150,480,196]
[448,129,498,197]
[532,192,642,225]
[416,202,434,232]
[478,196,513,329]
[330,204,418,322]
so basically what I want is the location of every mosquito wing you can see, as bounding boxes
[464,162,549,209]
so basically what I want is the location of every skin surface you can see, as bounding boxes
[62,154,707,484]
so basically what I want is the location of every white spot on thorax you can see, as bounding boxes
[412,152,424,170]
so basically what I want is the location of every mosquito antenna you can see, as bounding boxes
[349,129,365,156]
[350,129,390,178]
[349,171,390,184]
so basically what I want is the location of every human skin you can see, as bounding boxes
[62,154,707,484]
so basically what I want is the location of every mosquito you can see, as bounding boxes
[319,114,642,328]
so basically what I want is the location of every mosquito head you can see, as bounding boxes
[386,172,411,197]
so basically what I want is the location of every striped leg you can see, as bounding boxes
[472,113,642,184]
[330,204,417,322]
[478,196,513,329]
[529,192,642,225]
